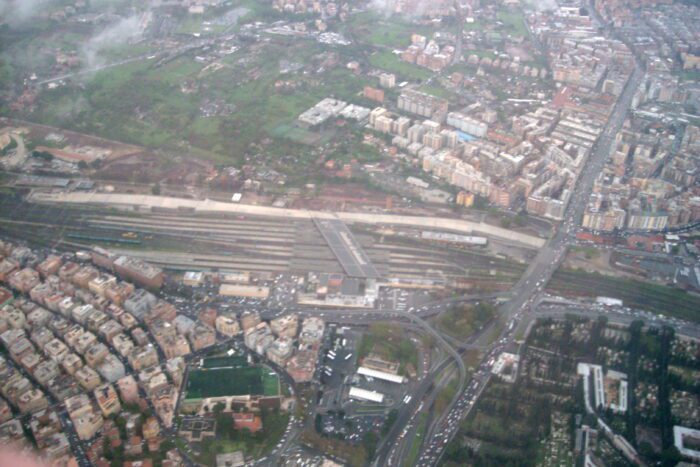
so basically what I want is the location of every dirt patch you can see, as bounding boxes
[563,248,637,279]
[0,117,142,161]
[505,45,533,62]
[293,183,393,211]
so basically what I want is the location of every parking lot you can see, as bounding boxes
[377,287,434,312]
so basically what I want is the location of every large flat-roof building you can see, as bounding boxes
[357,366,405,384]
[398,89,448,122]
[348,387,384,403]
[113,256,164,290]
[218,284,269,299]
[674,426,700,462]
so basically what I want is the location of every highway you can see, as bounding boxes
[412,61,646,466]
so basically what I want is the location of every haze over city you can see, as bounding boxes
[0,0,699,466]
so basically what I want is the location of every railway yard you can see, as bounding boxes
[0,194,528,288]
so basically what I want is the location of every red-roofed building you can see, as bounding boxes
[232,412,263,433]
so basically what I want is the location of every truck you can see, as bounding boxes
[344,353,352,360]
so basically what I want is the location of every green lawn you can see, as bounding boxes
[186,364,280,400]
[262,370,281,396]
[436,303,496,340]
[176,15,210,35]
[346,12,438,49]
[368,50,432,81]
[677,69,700,82]
[358,323,418,376]
[418,84,454,99]
[195,410,290,465]
[497,10,528,37]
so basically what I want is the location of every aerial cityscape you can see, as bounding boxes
[0,0,699,466]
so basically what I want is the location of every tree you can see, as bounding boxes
[382,409,399,436]
[638,441,655,459]
[473,195,488,210]
[215,412,236,439]
[514,211,527,226]
[151,183,161,195]
[363,431,379,460]
[213,402,226,415]
[103,437,113,460]
[115,416,127,440]
[32,150,54,161]
[159,439,175,455]
[660,446,682,466]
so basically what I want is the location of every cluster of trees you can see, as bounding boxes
[103,408,171,467]
[358,323,418,375]
[300,430,367,467]
[1,137,17,156]
[381,409,398,436]
[31,150,53,161]
[439,302,496,338]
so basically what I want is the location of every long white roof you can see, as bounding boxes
[348,387,384,403]
[358,366,405,384]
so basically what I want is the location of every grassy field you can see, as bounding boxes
[546,268,700,322]
[194,409,290,465]
[570,245,601,259]
[678,69,700,82]
[7,2,476,183]
[436,302,496,340]
[262,370,280,396]
[368,50,432,81]
[358,323,418,376]
[186,365,280,400]
[25,36,365,168]
[345,11,439,49]
[497,10,528,37]
[418,84,455,99]
[434,373,460,414]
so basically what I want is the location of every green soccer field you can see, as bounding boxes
[261,371,281,396]
[186,355,281,400]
